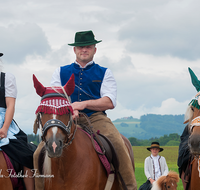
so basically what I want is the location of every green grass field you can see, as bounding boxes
[133,146,184,190]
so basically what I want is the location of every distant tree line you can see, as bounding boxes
[27,134,40,145]
[128,133,180,146]
[27,132,181,147]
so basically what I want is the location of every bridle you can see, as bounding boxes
[188,97,200,133]
[164,182,168,190]
[190,114,200,133]
[37,92,77,147]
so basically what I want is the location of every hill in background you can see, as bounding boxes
[27,114,187,143]
[113,114,186,139]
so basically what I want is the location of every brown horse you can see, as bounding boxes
[0,151,13,190]
[151,171,179,190]
[180,67,200,189]
[33,74,135,190]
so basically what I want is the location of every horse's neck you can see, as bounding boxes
[44,128,110,189]
[191,158,200,189]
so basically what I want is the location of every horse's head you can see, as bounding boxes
[185,68,200,155]
[33,74,75,158]
[152,171,179,190]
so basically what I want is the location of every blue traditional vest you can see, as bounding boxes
[60,62,107,116]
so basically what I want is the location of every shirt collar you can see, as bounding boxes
[74,60,94,68]
[151,154,159,159]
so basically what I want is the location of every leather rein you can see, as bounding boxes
[37,93,77,147]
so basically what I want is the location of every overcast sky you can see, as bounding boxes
[0,0,200,134]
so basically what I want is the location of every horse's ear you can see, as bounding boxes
[183,119,189,124]
[188,67,200,92]
[33,74,46,97]
[63,74,75,96]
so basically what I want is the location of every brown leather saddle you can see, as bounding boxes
[78,112,127,190]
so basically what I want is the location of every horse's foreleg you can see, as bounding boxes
[23,166,35,190]
[181,171,190,190]
[33,141,45,190]
[0,152,13,190]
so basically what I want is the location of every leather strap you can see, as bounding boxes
[104,173,115,190]
[79,112,128,190]
[0,72,5,87]
[79,112,105,155]
[41,93,65,101]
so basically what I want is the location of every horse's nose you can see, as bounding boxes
[45,139,64,158]
[59,140,63,147]
[45,140,52,152]
[52,141,57,153]
[52,140,63,153]
[188,134,200,153]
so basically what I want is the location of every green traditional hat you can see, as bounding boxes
[68,30,102,46]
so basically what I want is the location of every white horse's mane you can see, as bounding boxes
[151,181,161,190]
[184,104,194,126]
[43,150,51,176]
[184,105,194,133]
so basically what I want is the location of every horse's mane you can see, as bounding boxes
[184,104,194,131]
[151,171,179,190]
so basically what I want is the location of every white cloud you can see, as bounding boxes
[0,23,50,64]
[149,98,189,115]
[0,0,200,135]
[118,0,200,60]
[107,98,190,121]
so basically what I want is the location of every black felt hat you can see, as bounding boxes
[147,142,163,152]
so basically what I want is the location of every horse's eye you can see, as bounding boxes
[191,107,194,111]
[167,186,170,189]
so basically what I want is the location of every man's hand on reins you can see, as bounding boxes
[72,110,79,120]
[71,102,86,120]
[149,178,155,184]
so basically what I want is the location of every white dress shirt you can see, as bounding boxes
[151,154,161,180]
[144,155,169,180]
[3,72,17,98]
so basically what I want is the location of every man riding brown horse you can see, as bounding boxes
[33,30,137,190]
